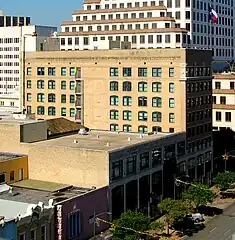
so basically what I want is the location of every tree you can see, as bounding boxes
[112,210,151,240]
[158,198,193,235]
[182,184,214,209]
[213,172,235,190]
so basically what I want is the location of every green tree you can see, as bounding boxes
[213,172,235,190]
[158,198,193,235]
[182,184,214,209]
[112,210,151,240]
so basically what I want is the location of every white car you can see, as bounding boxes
[191,213,204,222]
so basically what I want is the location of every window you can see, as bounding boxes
[152,82,161,92]
[19,233,26,240]
[212,96,216,104]
[138,68,147,77]
[110,110,119,120]
[112,160,123,179]
[123,110,132,121]
[216,111,221,121]
[152,112,162,122]
[225,112,231,122]
[47,93,55,103]
[230,82,235,89]
[61,94,66,103]
[0,173,6,183]
[70,95,75,103]
[27,93,32,102]
[138,125,148,133]
[27,80,32,88]
[37,80,44,89]
[70,67,76,76]
[169,98,175,108]
[152,68,162,77]
[220,96,226,104]
[37,106,45,115]
[110,67,118,77]
[48,80,56,89]
[61,81,66,90]
[61,108,66,116]
[27,67,32,75]
[37,67,45,75]
[68,211,80,239]
[138,97,147,107]
[110,81,118,91]
[152,149,162,165]
[61,67,66,76]
[138,111,148,121]
[169,68,175,77]
[169,113,175,123]
[123,68,132,77]
[70,81,75,90]
[110,95,119,105]
[169,83,174,93]
[110,123,119,132]
[68,108,75,117]
[138,82,147,92]
[48,106,56,116]
[123,81,131,91]
[152,97,162,107]
[10,171,14,181]
[48,67,56,76]
[123,96,132,106]
[41,225,46,240]
[126,156,137,175]
[140,152,149,169]
[215,82,221,89]
[37,93,45,102]
[123,124,132,132]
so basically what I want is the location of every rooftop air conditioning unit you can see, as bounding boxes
[78,128,87,135]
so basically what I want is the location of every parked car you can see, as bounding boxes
[190,213,204,223]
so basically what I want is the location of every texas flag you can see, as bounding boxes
[209,6,218,24]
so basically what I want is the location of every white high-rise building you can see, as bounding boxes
[0,12,58,112]
[59,0,234,61]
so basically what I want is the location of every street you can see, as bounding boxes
[190,202,235,240]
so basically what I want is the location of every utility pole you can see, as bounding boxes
[222,150,229,172]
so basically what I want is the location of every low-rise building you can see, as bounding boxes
[0,152,28,184]
[0,217,17,240]
[0,179,108,240]
[212,73,235,131]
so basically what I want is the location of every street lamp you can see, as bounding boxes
[19,25,37,113]
[174,174,189,200]
[92,211,112,238]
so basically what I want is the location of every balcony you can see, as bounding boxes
[75,85,81,94]
[75,69,81,79]
[75,98,82,107]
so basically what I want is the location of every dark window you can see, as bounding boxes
[230,82,235,89]
[123,81,132,91]
[110,81,118,91]
[112,160,123,179]
[216,111,221,121]
[138,97,147,107]
[10,171,14,181]
[215,81,221,89]
[123,68,132,77]
[37,67,45,75]
[225,112,231,122]
[140,152,149,169]
[126,156,137,175]
[220,96,226,104]
[152,149,162,166]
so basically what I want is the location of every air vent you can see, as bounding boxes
[78,128,87,135]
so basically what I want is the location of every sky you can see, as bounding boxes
[1,0,82,29]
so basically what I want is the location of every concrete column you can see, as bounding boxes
[195,166,198,182]
[149,174,153,203]
[124,184,126,212]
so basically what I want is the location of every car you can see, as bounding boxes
[191,213,204,223]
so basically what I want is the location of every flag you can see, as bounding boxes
[209,6,218,24]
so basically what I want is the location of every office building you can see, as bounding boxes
[59,0,234,60]
[0,116,213,219]
[0,152,28,184]
[212,73,235,131]
[0,13,58,112]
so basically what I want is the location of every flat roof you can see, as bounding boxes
[33,130,180,152]
[0,180,92,205]
[0,152,26,162]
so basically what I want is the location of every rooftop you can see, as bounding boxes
[0,179,93,205]
[33,130,180,152]
[0,152,26,162]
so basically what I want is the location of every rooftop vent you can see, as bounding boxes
[9,187,13,194]
[128,137,131,141]
[97,135,100,139]
[139,134,143,138]
[106,142,110,147]
[74,139,78,144]
[78,128,87,135]
[153,131,157,135]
